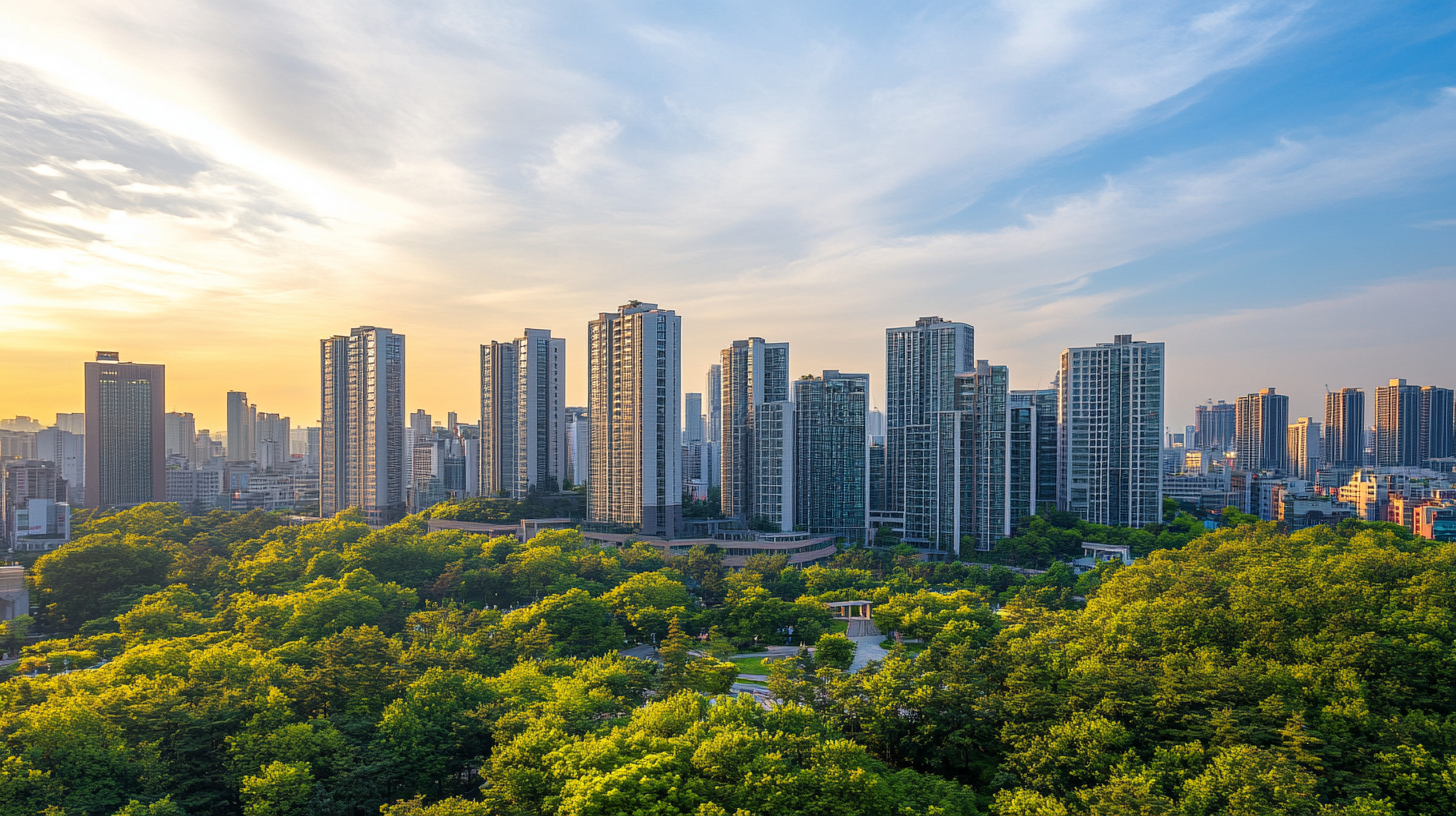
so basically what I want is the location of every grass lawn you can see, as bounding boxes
[829,620,848,635]
[729,656,778,675]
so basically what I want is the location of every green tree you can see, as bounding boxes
[814,632,856,670]
[240,761,314,816]
[32,533,172,627]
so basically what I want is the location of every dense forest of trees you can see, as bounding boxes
[2,501,1453,815]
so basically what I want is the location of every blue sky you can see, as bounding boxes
[0,1,1452,430]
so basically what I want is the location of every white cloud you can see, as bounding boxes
[73,159,131,172]
[0,1,1450,425]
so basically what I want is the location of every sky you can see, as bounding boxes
[1,0,1453,434]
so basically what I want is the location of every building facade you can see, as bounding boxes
[719,338,790,523]
[1420,386,1454,464]
[1287,417,1321,482]
[319,327,406,525]
[255,412,291,470]
[1009,388,1058,524]
[793,370,869,542]
[752,399,794,531]
[164,412,196,460]
[1324,388,1366,472]
[84,351,165,508]
[685,393,704,444]
[587,302,682,537]
[479,330,567,499]
[35,425,84,503]
[1193,400,1236,450]
[1235,388,1290,474]
[565,407,589,488]
[886,316,974,547]
[4,459,70,550]
[226,391,254,462]
[1057,335,1164,528]
[1376,379,1423,467]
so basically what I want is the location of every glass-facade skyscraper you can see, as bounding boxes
[320,326,406,526]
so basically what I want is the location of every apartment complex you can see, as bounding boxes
[319,326,406,525]
[587,302,683,538]
[1057,335,1165,528]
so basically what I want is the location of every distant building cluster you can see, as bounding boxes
[6,311,1455,555]
[1165,380,1456,541]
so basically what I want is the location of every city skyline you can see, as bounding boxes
[2,3,1454,429]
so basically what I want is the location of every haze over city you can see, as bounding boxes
[2,1,1453,430]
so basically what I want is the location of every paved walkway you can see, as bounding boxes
[847,635,889,673]
[618,644,657,661]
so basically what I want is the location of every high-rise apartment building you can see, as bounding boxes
[1057,335,1164,528]
[1376,379,1422,467]
[36,424,85,500]
[1287,417,1321,482]
[705,365,722,446]
[54,413,85,435]
[684,393,704,444]
[515,329,567,495]
[255,413,291,470]
[84,351,166,508]
[719,338,790,523]
[794,370,869,542]
[1323,388,1366,471]
[1235,388,1289,474]
[226,392,255,462]
[587,302,682,537]
[479,342,516,497]
[866,410,885,439]
[1420,386,1454,463]
[289,426,321,470]
[164,412,196,460]
[319,326,406,525]
[1193,401,1236,451]
[886,316,974,546]
[565,407,589,488]
[479,329,567,498]
[752,399,794,531]
[935,361,1010,553]
[1009,388,1058,523]
[704,365,723,490]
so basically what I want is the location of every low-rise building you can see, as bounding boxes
[1413,504,1456,542]
[4,460,70,551]
[0,566,29,621]
[1279,494,1355,531]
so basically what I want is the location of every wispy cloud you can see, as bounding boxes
[0,1,1450,425]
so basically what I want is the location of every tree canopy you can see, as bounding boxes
[2,502,1451,815]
